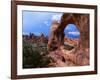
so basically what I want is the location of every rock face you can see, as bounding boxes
[47,21,60,51]
[47,13,89,66]
[48,13,89,51]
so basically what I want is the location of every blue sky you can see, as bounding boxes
[64,24,80,39]
[23,11,80,39]
[23,11,63,36]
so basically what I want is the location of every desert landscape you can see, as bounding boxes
[23,12,89,68]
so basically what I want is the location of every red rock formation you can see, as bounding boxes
[47,13,90,66]
[64,37,79,46]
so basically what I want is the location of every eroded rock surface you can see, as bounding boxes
[47,13,89,67]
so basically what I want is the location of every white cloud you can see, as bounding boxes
[44,21,50,26]
[52,14,62,22]
[68,32,80,35]
[22,32,29,35]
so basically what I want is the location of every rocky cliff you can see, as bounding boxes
[47,13,89,67]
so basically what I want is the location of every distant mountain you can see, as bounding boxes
[23,33,48,44]
[65,32,80,39]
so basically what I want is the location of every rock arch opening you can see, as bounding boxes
[48,13,89,51]
[47,13,89,66]
[64,24,80,50]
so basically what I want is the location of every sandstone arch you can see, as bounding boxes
[48,13,89,51]
[47,13,89,66]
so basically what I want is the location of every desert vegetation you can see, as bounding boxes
[23,34,53,68]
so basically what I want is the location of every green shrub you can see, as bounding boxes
[23,42,51,68]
